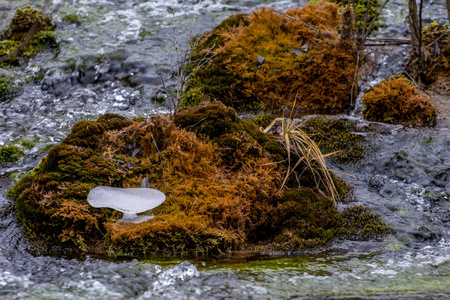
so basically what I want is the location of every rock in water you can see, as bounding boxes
[87,186,165,223]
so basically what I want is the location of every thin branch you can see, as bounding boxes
[361,0,373,44]
[155,63,174,118]
[383,52,419,87]
[350,0,360,40]
[350,51,361,108]
[151,135,167,193]
[362,0,391,42]
[365,37,411,45]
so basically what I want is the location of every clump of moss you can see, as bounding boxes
[304,116,375,163]
[252,114,280,129]
[0,145,24,166]
[62,14,81,25]
[340,205,391,239]
[268,188,342,250]
[10,103,388,256]
[185,2,357,113]
[0,6,56,66]
[0,73,13,98]
[362,75,437,126]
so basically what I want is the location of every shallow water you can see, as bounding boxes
[1,0,450,298]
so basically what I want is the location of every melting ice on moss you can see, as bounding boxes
[87,186,165,223]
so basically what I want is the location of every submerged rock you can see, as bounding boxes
[9,103,388,256]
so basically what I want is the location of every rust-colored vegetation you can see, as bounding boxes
[10,103,388,256]
[362,76,437,126]
[184,2,357,113]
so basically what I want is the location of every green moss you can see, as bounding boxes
[20,29,57,57]
[340,205,391,239]
[0,73,13,97]
[174,101,286,163]
[0,145,24,165]
[0,6,56,66]
[19,139,35,150]
[174,101,240,139]
[252,114,280,129]
[268,188,342,250]
[62,14,81,25]
[304,116,375,164]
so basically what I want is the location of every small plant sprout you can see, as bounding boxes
[87,182,166,223]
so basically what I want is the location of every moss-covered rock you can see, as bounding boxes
[362,75,437,126]
[0,6,56,66]
[0,73,13,98]
[10,104,388,256]
[0,145,24,166]
[62,14,81,25]
[184,2,357,113]
[304,116,375,164]
[340,205,391,239]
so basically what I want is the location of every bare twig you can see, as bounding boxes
[155,63,174,117]
[151,134,167,192]
[350,51,361,107]
[383,52,419,87]
[156,0,244,118]
[362,0,391,44]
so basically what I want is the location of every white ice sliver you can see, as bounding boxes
[87,186,165,223]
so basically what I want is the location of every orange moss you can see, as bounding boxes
[185,2,357,113]
[362,76,437,126]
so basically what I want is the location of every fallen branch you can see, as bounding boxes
[365,37,411,45]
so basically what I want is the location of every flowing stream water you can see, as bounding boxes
[0,0,450,298]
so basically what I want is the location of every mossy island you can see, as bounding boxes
[9,102,389,256]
